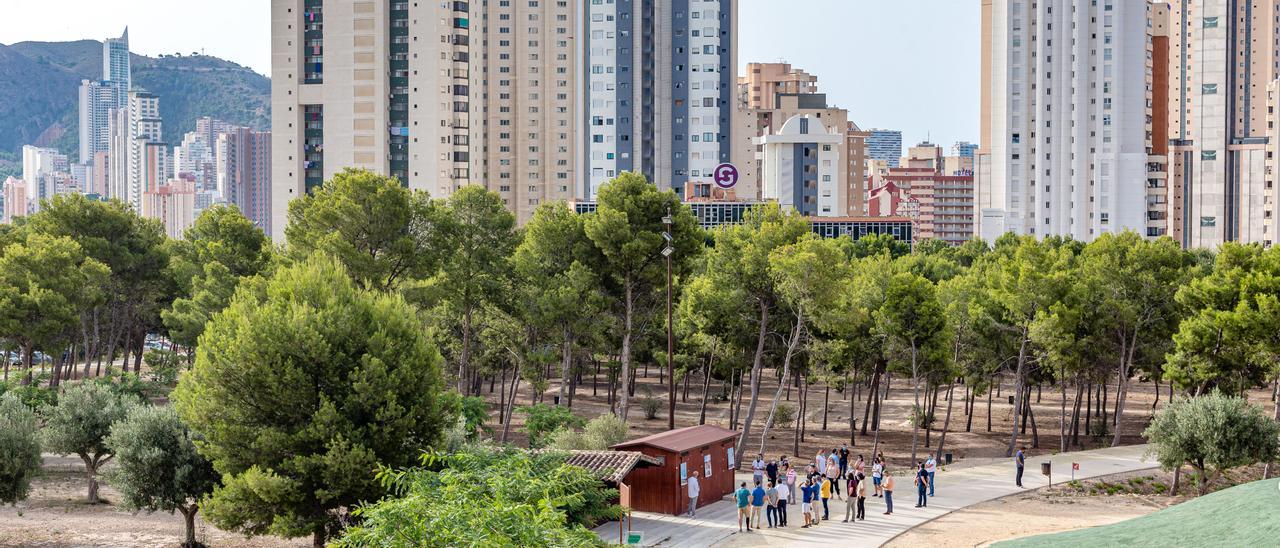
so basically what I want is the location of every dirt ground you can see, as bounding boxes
[496,365,1275,471]
[0,456,305,548]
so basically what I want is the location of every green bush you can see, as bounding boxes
[546,414,630,451]
[0,393,42,505]
[0,376,57,409]
[773,403,796,429]
[335,446,618,547]
[520,404,585,448]
[143,349,181,386]
[641,395,661,420]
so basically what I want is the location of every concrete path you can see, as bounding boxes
[594,444,1156,547]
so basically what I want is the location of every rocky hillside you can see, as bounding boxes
[0,39,269,165]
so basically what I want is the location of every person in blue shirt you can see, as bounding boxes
[750,481,766,530]
[1015,446,1026,487]
[800,478,815,528]
[735,482,752,532]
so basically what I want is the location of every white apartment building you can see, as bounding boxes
[977,0,1149,242]
[757,115,845,217]
[584,0,738,199]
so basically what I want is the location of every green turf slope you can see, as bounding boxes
[994,478,1280,548]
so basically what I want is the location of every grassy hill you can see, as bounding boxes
[995,478,1280,547]
[0,39,269,165]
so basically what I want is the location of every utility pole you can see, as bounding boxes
[663,207,676,430]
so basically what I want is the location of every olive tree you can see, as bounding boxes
[1144,392,1280,495]
[105,405,218,547]
[41,381,141,503]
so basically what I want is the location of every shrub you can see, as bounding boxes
[144,349,181,386]
[41,382,141,503]
[641,395,661,420]
[520,404,585,448]
[0,393,42,505]
[546,414,630,451]
[773,403,796,429]
[335,446,619,547]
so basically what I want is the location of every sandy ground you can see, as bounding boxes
[885,470,1183,548]
[0,456,305,548]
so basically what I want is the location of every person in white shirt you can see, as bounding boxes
[687,471,701,517]
[775,481,790,527]
[815,449,827,475]
[825,453,842,500]
[752,453,766,485]
[872,457,884,497]
[924,453,938,497]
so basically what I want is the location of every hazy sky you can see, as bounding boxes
[0,0,979,148]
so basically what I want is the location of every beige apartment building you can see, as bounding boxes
[1163,0,1280,248]
[735,63,867,216]
[270,0,578,237]
[741,62,818,110]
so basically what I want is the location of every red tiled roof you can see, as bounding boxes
[611,424,738,453]
[557,450,663,483]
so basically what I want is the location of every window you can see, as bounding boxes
[1202,150,1217,161]
[1203,16,1219,28]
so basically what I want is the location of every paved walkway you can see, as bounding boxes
[594,444,1156,547]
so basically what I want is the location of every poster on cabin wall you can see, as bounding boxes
[727,447,736,469]
[704,454,713,478]
[680,462,688,485]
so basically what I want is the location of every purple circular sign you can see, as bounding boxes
[713,163,739,190]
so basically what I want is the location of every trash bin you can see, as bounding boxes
[1041,462,1051,476]
[1008,395,1015,405]
[944,453,953,465]
[553,395,561,405]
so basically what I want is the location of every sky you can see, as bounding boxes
[0,0,979,149]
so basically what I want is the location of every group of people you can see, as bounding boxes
[719,448,941,532]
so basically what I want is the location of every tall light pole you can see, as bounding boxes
[662,207,675,430]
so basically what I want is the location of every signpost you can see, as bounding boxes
[713,163,739,190]
[1072,462,1079,481]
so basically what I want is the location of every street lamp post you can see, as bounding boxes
[662,208,675,430]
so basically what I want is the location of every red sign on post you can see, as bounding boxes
[1072,462,1080,471]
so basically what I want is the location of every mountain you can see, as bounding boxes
[0,39,270,164]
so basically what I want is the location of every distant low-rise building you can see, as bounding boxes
[142,178,196,239]
[2,177,28,223]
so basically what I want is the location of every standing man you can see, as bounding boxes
[776,478,790,527]
[736,482,752,532]
[687,470,701,517]
[872,456,884,497]
[765,481,779,528]
[855,472,867,521]
[766,457,779,486]
[815,449,827,476]
[924,452,937,496]
[752,453,766,486]
[839,444,851,478]
[882,469,896,515]
[1015,446,1026,487]
[800,478,814,528]
[914,462,930,508]
[750,480,766,530]
[819,475,832,521]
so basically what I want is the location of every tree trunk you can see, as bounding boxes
[966,390,975,432]
[1112,334,1138,447]
[986,382,993,432]
[558,329,573,406]
[794,373,806,456]
[822,384,830,431]
[81,455,101,504]
[736,302,771,466]
[1060,374,1068,453]
[861,365,881,436]
[910,341,922,462]
[313,526,326,548]
[699,352,713,425]
[848,372,857,446]
[180,506,198,547]
[1027,385,1039,448]
[1265,379,1280,479]
[499,367,520,443]
[1006,329,1030,457]
[936,383,956,463]
[1071,382,1084,447]
[1171,466,1181,497]
[617,281,634,420]
[759,313,803,456]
